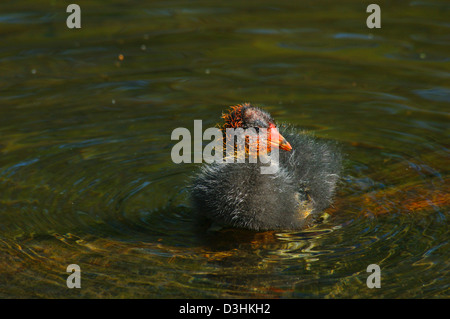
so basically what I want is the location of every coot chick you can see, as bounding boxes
[191,103,341,231]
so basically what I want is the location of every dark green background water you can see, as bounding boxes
[0,0,448,298]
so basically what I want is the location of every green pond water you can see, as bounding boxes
[0,0,448,298]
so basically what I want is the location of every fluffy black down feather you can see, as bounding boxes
[191,125,342,231]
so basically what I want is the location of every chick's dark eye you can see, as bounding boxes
[253,120,267,128]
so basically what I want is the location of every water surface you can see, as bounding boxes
[0,0,448,298]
